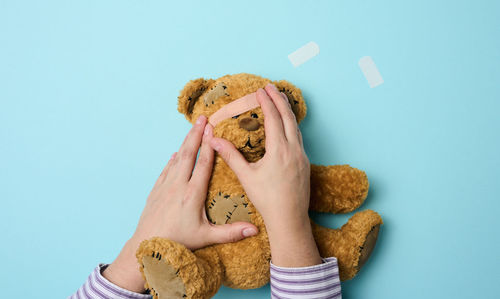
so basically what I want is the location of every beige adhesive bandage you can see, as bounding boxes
[359,56,384,88]
[208,92,259,126]
[288,41,320,67]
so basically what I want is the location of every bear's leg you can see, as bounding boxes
[310,164,369,214]
[311,209,383,281]
[136,237,223,299]
[217,235,271,289]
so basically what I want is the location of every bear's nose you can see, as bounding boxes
[239,117,260,131]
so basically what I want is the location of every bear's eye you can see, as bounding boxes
[251,113,258,119]
[232,114,240,119]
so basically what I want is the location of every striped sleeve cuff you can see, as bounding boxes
[68,264,152,299]
[270,257,342,299]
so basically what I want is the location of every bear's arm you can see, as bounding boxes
[309,164,369,214]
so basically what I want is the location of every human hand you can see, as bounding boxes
[209,84,321,267]
[103,115,258,293]
[131,115,258,250]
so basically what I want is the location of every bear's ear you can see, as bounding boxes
[177,78,214,122]
[273,80,307,123]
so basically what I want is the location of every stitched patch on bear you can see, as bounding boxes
[357,224,380,269]
[207,193,252,225]
[203,82,228,106]
[142,255,186,299]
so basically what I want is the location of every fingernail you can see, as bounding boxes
[267,83,278,92]
[195,115,205,125]
[257,88,268,99]
[211,140,221,151]
[204,124,210,136]
[242,227,257,237]
[281,92,291,107]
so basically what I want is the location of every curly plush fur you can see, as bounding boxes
[136,73,383,299]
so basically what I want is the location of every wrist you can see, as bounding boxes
[265,215,312,246]
[265,213,322,268]
[102,238,146,293]
[264,209,310,235]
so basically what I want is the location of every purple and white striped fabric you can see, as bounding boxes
[70,258,341,298]
[270,257,342,299]
[69,264,151,299]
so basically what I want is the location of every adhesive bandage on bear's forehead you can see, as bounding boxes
[208,92,260,126]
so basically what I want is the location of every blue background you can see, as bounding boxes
[1,0,499,298]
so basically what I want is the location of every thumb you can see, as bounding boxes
[209,137,250,178]
[207,222,259,244]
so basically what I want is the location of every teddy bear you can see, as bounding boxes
[136,73,383,299]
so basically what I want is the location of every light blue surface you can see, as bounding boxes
[1,0,499,298]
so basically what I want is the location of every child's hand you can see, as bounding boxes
[209,84,322,267]
[103,115,258,293]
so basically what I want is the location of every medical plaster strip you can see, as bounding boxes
[288,41,320,67]
[359,56,384,88]
[208,92,259,126]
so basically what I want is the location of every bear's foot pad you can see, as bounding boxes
[207,192,252,225]
[357,224,380,270]
[142,255,187,299]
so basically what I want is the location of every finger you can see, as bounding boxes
[209,137,250,179]
[164,152,177,176]
[264,84,299,144]
[297,127,304,147]
[189,124,215,200]
[176,115,207,180]
[281,91,302,146]
[206,222,259,244]
[256,88,286,148]
[153,152,177,188]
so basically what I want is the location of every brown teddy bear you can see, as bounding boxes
[136,73,383,299]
